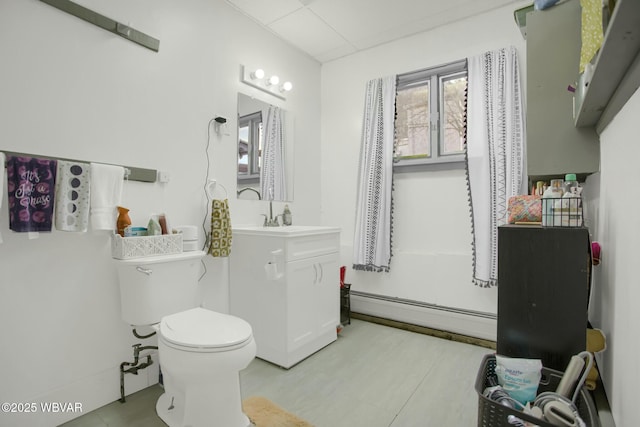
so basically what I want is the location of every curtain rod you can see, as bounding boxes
[2,150,157,183]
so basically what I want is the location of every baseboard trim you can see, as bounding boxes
[351,312,496,349]
[349,291,497,345]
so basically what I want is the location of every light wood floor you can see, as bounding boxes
[61,319,493,427]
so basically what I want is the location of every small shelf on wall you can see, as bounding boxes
[513,3,534,39]
[573,0,640,133]
[39,0,160,52]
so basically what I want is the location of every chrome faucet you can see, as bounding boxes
[262,200,280,227]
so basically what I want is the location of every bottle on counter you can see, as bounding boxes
[147,214,162,236]
[116,206,132,237]
[563,173,579,194]
[561,174,582,227]
[158,213,169,235]
[542,179,564,226]
[282,204,292,226]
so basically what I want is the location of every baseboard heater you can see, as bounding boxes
[349,290,497,342]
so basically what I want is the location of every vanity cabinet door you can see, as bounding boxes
[229,229,341,368]
[286,253,339,354]
[314,254,340,338]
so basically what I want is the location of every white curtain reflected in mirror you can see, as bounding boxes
[237,93,293,202]
[261,106,286,201]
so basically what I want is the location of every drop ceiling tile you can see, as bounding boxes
[227,0,528,62]
[308,0,443,42]
[314,43,358,63]
[268,8,349,57]
[310,0,516,49]
[225,0,304,25]
[347,5,479,50]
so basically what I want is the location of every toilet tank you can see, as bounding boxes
[114,251,206,326]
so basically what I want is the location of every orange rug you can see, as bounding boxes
[243,396,314,427]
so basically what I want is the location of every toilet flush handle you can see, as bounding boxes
[136,266,153,276]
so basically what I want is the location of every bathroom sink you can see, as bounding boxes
[233,225,340,237]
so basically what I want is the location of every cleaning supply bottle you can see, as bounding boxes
[158,213,169,235]
[282,204,292,226]
[562,174,582,227]
[563,173,579,194]
[147,214,162,236]
[542,179,564,226]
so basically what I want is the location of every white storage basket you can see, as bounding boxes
[111,234,183,259]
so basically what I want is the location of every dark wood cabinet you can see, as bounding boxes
[497,225,590,371]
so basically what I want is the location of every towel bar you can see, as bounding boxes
[1,150,157,183]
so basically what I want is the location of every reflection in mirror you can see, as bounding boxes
[237,93,293,201]
[238,112,262,183]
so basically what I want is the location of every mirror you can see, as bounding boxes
[237,93,294,201]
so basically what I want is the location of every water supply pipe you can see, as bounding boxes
[119,340,158,403]
[132,327,156,339]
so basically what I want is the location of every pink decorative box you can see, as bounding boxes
[507,195,542,224]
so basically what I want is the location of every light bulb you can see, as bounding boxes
[267,75,280,86]
[280,81,293,92]
[251,68,265,80]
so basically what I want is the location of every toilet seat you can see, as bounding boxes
[159,307,253,353]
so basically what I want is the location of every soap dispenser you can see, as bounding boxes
[282,204,292,226]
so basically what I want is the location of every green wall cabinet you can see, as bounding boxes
[526,0,599,178]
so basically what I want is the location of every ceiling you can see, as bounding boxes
[225,0,523,63]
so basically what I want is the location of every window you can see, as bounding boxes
[394,59,467,167]
[238,111,263,181]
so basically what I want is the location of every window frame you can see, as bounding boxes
[237,111,262,182]
[394,59,468,169]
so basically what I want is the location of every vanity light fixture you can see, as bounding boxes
[280,81,293,93]
[250,69,265,80]
[240,65,292,101]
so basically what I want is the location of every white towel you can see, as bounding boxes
[90,163,124,231]
[0,152,4,243]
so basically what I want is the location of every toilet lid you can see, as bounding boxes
[159,307,253,349]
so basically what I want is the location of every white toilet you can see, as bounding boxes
[114,250,256,427]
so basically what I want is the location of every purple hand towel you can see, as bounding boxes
[6,156,57,232]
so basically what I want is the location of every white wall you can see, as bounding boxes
[320,2,529,340]
[585,88,640,427]
[0,0,320,425]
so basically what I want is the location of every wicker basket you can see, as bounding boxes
[476,355,600,427]
[111,233,183,259]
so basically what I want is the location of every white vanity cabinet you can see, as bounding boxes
[229,226,340,368]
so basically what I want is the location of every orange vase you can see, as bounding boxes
[116,206,132,237]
